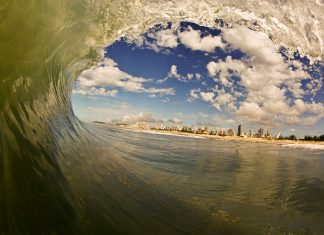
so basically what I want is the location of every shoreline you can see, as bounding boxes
[121,126,324,147]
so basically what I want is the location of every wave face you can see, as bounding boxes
[1,0,324,234]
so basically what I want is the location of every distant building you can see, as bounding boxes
[227,128,236,136]
[209,130,216,135]
[249,129,253,137]
[218,129,226,136]
[238,124,242,136]
[265,130,272,138]
[256,128,264,138]
[136,122,150,129]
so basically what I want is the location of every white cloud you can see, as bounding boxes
[179,26,225,52]
[222,27,282,66]
[213,91,236,111]
[120,112,183,125]
[200,92,215,103]
[73,87,118,97]
[159,65,201,84]
[188,89,200,102]
[195,73,202,81]
[134,28,178,53]
[236,99,324,127]
[153,29,178,48]
[77,58,175,95]
[170,65,181,79]
[159,64,188,83]
[162,97,170,103]
[207,56,247,87]
[189,88,236,112]
[122,112,162,124]
[144,41,162,53]
[136,26,225,54]
[187,73,194,80]
[201,27,324,127]
[236,102,268,124]
[168,118,183,124]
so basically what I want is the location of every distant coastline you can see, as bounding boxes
[90,121,324,147]
[124,126,324,146]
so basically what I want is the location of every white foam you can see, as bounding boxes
[283,143,324,150]
[100,0,324,60]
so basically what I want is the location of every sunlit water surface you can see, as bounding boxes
[61,123,324,234]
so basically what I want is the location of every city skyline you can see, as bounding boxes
[72,22,324,138]
[92,121,286,140]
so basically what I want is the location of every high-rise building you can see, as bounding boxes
[238,124,242,136]
[227,129,236,136]
[257,128,264,138]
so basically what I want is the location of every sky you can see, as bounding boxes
[72,22,324,137]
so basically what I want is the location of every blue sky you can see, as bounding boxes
[72,22,324,137]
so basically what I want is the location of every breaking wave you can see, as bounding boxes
[1,0,323,234]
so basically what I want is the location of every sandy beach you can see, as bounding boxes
[122,126,324,149]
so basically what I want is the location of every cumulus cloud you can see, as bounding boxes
[236,102,268,124]
[200,92,215,103]
[195,73,202,81]
[188,88,236,112]
[188,89,200,102]
[76,58,175,95]
[200,27,324,127]
[162,97,170,103]
[207,56,247,87]
[212,90,236,111]
[168,118,183,124]
[236,100,324,127]
[152,29,178,49]
[119,112,183,125]
[134,28,178,53]
[223,27,283,66]
[179,26,225,52]
[187,73,194,80]
[159,64,189,83]
[158,65,201,84]
[169,65,181,79]
[121,112,163,124]
[73,87,118,97]
[136,26,225,54]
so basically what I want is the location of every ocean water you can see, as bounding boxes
[1,0,324,234]
[71,124,324,234]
